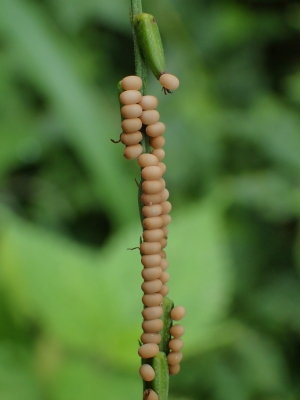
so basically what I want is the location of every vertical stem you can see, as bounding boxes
[130,2,170,399]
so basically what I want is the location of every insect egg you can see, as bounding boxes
[142,165,164,180]
[139,364,155,381]
[160,271,170,284]
[146,121,166,137]
[140,110,160,125]
[143,216,164,230]
[160,258,168,271]
[141,254,162,268]
[159,73,180,91]
[142,305,163,320]
[167,351,183,366]
[142,204,163,218]
[168,338,184,352]
[120,131,142,145]
[138,343,159,358]
[170,306,186,321]
[170,324,185,338]
[141,279,163,294]
[150,136,165,149]
[123,144,143,159]
[121,117,142,133]
[142,266,162,281]
[161,214,171,226]
[142,180,164,194]
[141,191,162,206]
[160,237,167,249]
[158,162,166,174]
[119,90,142,105]
[121,75,143,90]
[140,242,162,255]
[159,249,167,258]
[151,148,165,161]
[142,293,164,307]
[143,388,158,400]
[169,364,181,376]
[139,95,159,110]
[160,188,170,202]
[160,201,172,214]
[141,333,161,344]
[143,229,164,242]
[121,104,143,118]
[138,153,159,167]
[142,318,163,333]
[159,284,169,296]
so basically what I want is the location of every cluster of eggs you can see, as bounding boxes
[118,74,185,396]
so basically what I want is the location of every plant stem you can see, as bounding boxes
[130,1,171,399]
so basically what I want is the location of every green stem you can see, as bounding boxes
[130,1,171,399]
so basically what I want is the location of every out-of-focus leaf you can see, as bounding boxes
[0,0,136,225]
[0,343,40,400]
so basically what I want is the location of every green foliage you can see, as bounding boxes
[0,0,300,399]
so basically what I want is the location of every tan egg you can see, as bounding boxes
[139,95,158,110]
[143,216,164,230]
[141,333,161,345]
[159,284,169,297]
[161,226,169,237]
[170,306,186,321]
[143,229,164,242]
[122,118,142,133]
[160,201,172,214]
[120,90,142,105]
[159,73,180,91]
[123,144,143,160]
[160,271,170,284]
[169,364,181,376]
[150,136,165,149]
[160,188,169,202]
[160,237,167,249]
[143,388,159,400]
[140,110,160,125]
[169,338,184,352]
[146,122,166,137]
[167,351,182,366]
[120,131,142,145]
[140,242,162,255]
[121,104,143,119]
[142,204,163,218]
[158,162,166,174]
[142,306,163,320]
[138,153,159,167]
[139,364,155,381]
[161,214,171,226]
[138,343,159,358]
[151,148,165,161]
[142,293,163,307]
[170,324,185,338]
[142,166,164,180]
[121,75,143,91]
[142,318,163,333]
[159,250,167,258]
[158,178,166,189]
[141,254,161,268]
[141,191,162,206]
[160,258,168,271]
[142,266,162,281]
[142,180,164,194]
[141,279,163,294]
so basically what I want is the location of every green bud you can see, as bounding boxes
[134,13,166,80]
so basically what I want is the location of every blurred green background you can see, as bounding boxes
[0,0,300,399]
